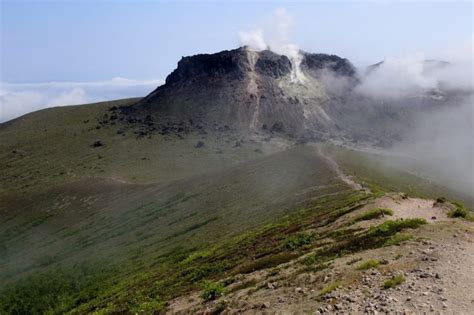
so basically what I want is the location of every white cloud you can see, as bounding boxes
[356,53,438,98]
[48,88,88,107]
[355,38,474,99]
[0,78,163,122]
[238,29,267,51]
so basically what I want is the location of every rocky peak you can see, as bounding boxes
[301,52,357,77]
[254,50,293,78]
[165,47,249,85]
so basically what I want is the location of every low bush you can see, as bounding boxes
[283,232,314,250]
[383,274,405,289]
[356,259,380,270]
[301,254,317,266]
[201,281,224,302]
[448,203,468,218]
[383,233,413,246]
[367,219,426,238]
[354,208,393,222]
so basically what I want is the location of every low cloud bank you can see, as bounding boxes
[238,8,473,196]
[356,37,473,99]
[0,77,162,122]
[388,95,474,196]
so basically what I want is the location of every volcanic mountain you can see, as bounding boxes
[0,47,472,314]
[116,47,353,139]
[109,46,467,147]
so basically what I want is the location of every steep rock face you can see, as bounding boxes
[301,53,356,78]
[130,47,357,137]
[165,49,249,84]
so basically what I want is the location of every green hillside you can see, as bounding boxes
[0,99,470,314]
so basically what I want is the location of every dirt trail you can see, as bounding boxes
[313,145,366,192]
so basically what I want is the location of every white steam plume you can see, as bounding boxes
[238,8,307,84]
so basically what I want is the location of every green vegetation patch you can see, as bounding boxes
[383,274,405,289]
[0,264,118,315]
[201,280,225,302]
[283,232,315,250]
[0,191,401,314]
[319,280,342,296]
[236,252,298,274]
[356,259,381,270]
[383,233,414,247]
[367,219,426,238]
[448,202,469,219]
[353,208,393,222]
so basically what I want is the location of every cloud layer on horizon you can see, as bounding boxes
[0,78,163,122]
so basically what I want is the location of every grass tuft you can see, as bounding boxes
[356,259,381,270]
[383,233,413,246]
[354,208,393,222]
[319,280,342,296]
[383,274,405,289]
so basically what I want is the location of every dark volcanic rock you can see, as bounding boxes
[255,50,292,78]
[165,48,249,85]
[92,140,104,148]
[301,53,356,77]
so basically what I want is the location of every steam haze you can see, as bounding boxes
[238,9,473,197]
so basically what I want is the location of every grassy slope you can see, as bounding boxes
[0,100,469,313]
[0,98,287,198]
[0,100,346,289]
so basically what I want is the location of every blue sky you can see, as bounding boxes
[0,0,472,121]
[2,0,472,83]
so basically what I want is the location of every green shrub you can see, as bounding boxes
[301,254,317,266]
[354,208,393,222]
[383,233,413,246]
[383,274,405,289]
[367,219,426,238]
[283,232,314,250]
[448,203,468,218]
[356,259,380,270]
[201,281,224,302]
